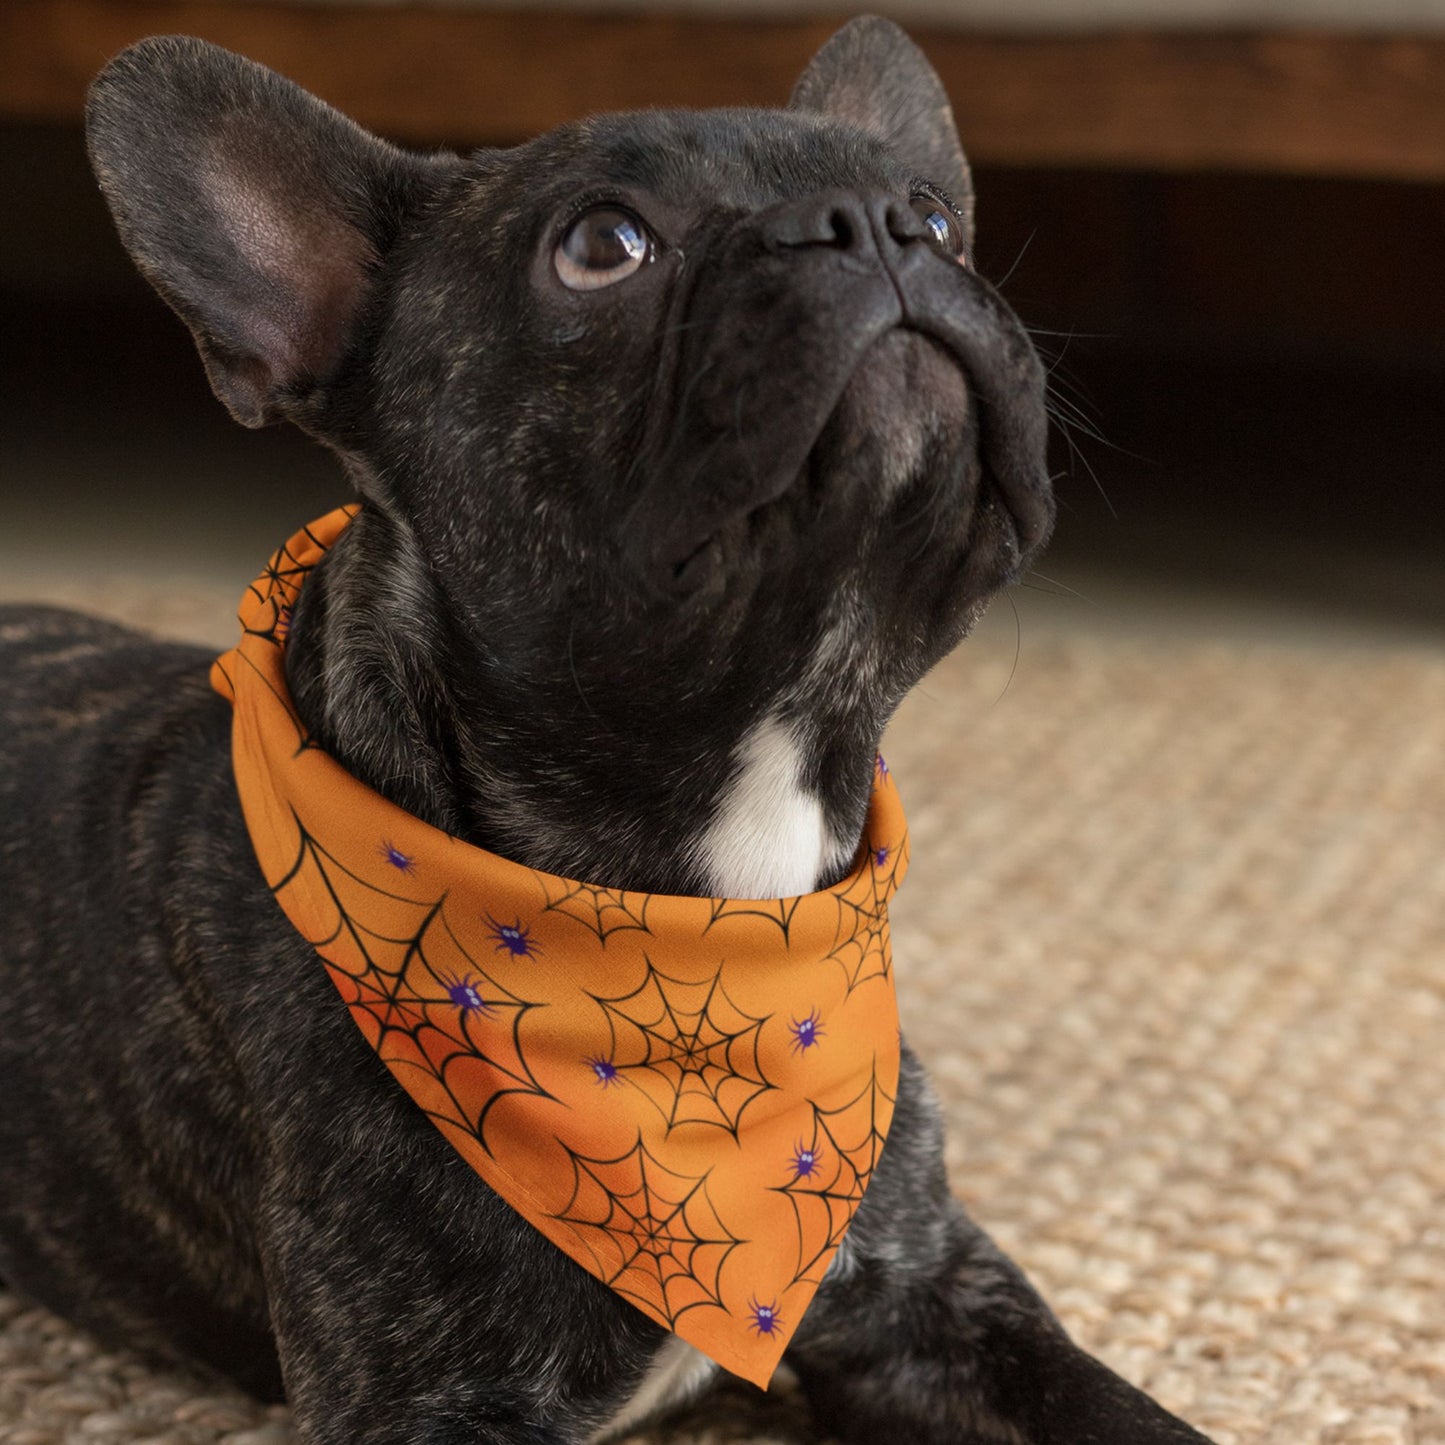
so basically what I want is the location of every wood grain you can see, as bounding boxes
[4,0,1445,180]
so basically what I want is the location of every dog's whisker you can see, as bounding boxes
[989,589,1024,708]
[1022,568,1092,603]
[990,227,1037,293]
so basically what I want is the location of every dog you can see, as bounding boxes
[0,17,1214,1443]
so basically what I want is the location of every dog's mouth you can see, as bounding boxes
[636,301,1053,599]
[664,439,832,592]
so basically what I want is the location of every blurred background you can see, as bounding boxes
[2,7,1444,1445]
[1,1,1442,643]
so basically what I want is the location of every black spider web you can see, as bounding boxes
[222,520,357,756]
[246,538,313,631]
[591,958,776,1138]
[550,1135,745,1327]
[774,1061,895,1286]
[824,833,910,994]
[249,518,352,644]
[273,814,552,1156]
[704,894,802,944]
[216,644,316,755]
[538,877,651,945]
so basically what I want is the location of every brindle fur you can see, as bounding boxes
[0,19,1212,1443]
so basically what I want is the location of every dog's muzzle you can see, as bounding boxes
[623,188,1055,593]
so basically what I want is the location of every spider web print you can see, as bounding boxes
[592,959,776,1138]
[823,832,910,995]
[537,876,651,945]
[272,817,552,1155]
[551,1136,745,1327]
[704,894,802,944]
[774,1060,895,1286]
[217,518,357,756]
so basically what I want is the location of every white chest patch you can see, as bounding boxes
[696,714,840,898]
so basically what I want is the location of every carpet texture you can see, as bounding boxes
[1,579,1442,1445]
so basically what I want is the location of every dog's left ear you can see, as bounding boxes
[790,16,974,247]
[86,36,456,429]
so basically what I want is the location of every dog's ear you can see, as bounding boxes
[86,36,451,427]
[790,16,973,247]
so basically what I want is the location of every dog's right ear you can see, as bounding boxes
[791,17,973,248]
[86,36,453,427]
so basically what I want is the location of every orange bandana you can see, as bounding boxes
[211,508,908,1387]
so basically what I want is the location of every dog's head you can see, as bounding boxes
[87,20,1053,886]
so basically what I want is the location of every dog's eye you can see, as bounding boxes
[910,194,966,263]
[555,207,650,290]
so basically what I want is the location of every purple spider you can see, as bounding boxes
[875,753,890,780]
[789,1141,822,1180]
[441,973,493,1017]
[747,1297,784,1337]
[486,915,540,959]
[873,845,890,868]
[379,839,416,874]
[273,604,293,641]
[586,1056,620,1087]
[787,1007,825,1054]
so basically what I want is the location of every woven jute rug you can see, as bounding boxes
[2,571,1442,1445]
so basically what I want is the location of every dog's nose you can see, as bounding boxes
[761,189,931,262]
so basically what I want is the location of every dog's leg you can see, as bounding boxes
[263,1290,578,1445]
[261,1290,572,1445]
[248,1153,665,1445]
[794,1233,1211,1445]
[785,1052,1213,1445]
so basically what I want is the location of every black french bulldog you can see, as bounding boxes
[0,18,1213,1444]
